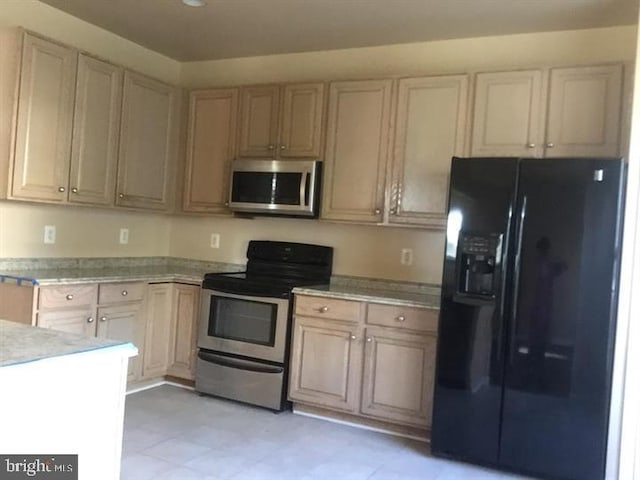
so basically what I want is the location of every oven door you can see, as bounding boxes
[198,289,290,363]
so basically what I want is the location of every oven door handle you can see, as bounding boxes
[197,351,284,374]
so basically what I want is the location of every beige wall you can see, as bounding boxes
[0,0,180,84]
[181,26,637,87]
[169,216,444,283]
[0,202,169,258]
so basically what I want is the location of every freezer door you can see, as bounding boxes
[499,158,625,480]
[431,157,518,465]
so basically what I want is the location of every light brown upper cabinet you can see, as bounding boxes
[117,71,179,210]
[237,83,325,158]
[390,75,468,228]
[183,88,238,213]
[11,33,77,202]
[69,54,122,206]
[322,80,393,223]
[471,70,544,158]
[471,65,623,158]
[545,65,623,158]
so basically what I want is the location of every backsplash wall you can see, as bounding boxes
[169,215,445,284]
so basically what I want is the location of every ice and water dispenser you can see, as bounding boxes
[456,233,502,299]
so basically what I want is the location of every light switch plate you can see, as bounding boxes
[119,228,129,244]
[210,233,220,249]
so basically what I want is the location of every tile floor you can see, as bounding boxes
[121,385,524,480]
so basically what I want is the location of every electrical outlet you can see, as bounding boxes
[119,228,129,245]
[401,248,413,266]
[210,233,220,249]
[44,225,56,244]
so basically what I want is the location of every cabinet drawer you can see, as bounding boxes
[99,282,145,304]
[295,295,362,322]
[39,284,98,309]
[366,304,438,333]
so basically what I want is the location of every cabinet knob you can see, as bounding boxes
[71,187,78,193]
[87,317,94,323]
[268,145,275,150]
[58,186,66,193]
[374,208,381,215]
[390,208,397,215]
[546,142,555,148]
[527,143,536,149]
[224,202,229,207]
[280,145,286,150]
[118,193,124,199]
[100,316,107,322]
[396,315,406,322]
[319,306,329,313]
[350,335,357,340]
[366,337,372,342]
[121,290,128,296]
[66,294,73,300]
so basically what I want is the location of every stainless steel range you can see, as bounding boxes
[196,241,333,411]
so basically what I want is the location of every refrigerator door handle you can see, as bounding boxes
[509,195,527,361]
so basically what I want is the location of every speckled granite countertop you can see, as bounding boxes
[293,277,441,309]
[0,319,136,367]
[0,257,242,286]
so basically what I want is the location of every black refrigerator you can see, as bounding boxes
[431,157,626,480]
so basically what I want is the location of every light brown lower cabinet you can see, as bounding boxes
[361,327,437,427]
[288,316,363,413]
[289,294,438,429]
[36,282,145,383]
[141,282,201,381]
[167,284,200,380]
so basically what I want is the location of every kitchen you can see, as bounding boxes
[1,0,640,479]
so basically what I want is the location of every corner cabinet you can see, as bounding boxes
[322,80,393,223]
[116,71,179,210]
[167,284,200,380]
[389,75,468,227]
[237,82,325,158]
[471,65,623,158]
[289,294,438,430]
[183,88,238,213]
[11,33,77,202]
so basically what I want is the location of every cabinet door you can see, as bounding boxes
[11,34,76,202]
[237,85,280,157]
[279,83,325,158]
[38,309,96,337]
[117,71,178,210]
[183,88,238,212]
[545,65,623,158]
[322,80,393,222]
[471,70,544,157]
[141,284,172,379]
[69,54,122,206]
[361,327,436,428]
[390,75,468,227]
[167,284,200,380]
[97,303,144,382]
[288,316,362,413]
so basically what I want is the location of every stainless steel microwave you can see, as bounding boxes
[228,159,322,217]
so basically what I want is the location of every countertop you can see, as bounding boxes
[293,282,440,309]
[0,319,136,368]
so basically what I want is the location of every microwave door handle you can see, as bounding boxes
[300,171,309,206]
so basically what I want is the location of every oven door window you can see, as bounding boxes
[208,296,277,346]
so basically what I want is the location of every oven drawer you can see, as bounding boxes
[294,295,362,322]
[195,351,285,411]
[366,303,438,333]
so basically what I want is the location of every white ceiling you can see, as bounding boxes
[38,0,639,62]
